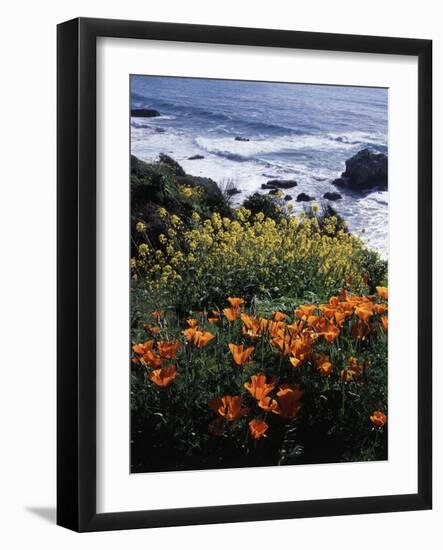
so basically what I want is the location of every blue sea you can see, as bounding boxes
[131,76,388,256]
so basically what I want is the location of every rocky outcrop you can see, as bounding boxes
[296,193,314,202]
[235,136,250,142]
[323,192,342,201]
[131,108,161,117]
[333,149,388,191]
[159,153,186,177]
[264,179,298,189]
[188,154,205,160]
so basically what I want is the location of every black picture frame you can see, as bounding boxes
[57,17,432,532]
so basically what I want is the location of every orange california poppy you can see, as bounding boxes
[223,307,241,322]
[340,369,354,382]
[374,303,388,315]
[376,286,388,301]
[227,297,244,308]
[157,341,180,360]
[258,396,280,414]
[244,374,278,401]
[141,349,163,369]
[275,384,303,419]
[229,343,254,366]
[143,323,161,335]
[319,361,333,375]
[249,419,269,440]
[316,354,333,375]
[321,323,341,343]
[132,339,155,355]
[193,330,215,348]
[289,356,301,368]
[355,304,374,323]
[209,395,249,422]
[182,327,198,341]
[334,311,347,326]
[295,304,317,319]
[151,310,163,320]
[370,410,387,427]
[186,319,199,328]
[148,364,177,387]
[241,314,262,339]
[381,315,388,332]
[319,304,336,319]
[272,311,288,322]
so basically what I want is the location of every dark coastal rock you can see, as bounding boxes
[323,192,342,201]
[177,174,224,207]
[226,187,241,197]
[235,136,250,142]
[266,179,298,189]
[261,183,275,190]
[131,108,161,117]
[159,153,186,177]
[333,149,388,191]
[284,195,292,201]
[188,154,205,160]
[296,193,314,202]
[268,189,280,195]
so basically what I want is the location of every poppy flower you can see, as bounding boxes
[244,374,278,400]
[148,364,177,387]
[143,323,161,335]
[186,319,198,328]
[370,410,387,427]
[209,395,249,421]
[241,314,262,339]
[319,361,333,375]
[289,356,301,368]
[374,303,388,315]
[316,354,333,375]
[182,327,198,341]
[141,349,163,369]
[229,343,254,365]
[157,340,180,360]
[355,305,373,323]
[295,304,317,319]
[340,369,354,382]
[249,419,269,440]
[275,384,303,419]
[381,315,388,332]
[272,311,288,322]
[258,396,280,414]
[333,311,347,326]
[227,297,244,308]
[151,310,163,320]
[321,323,340,343]
[223,307,241,322]
[193,330,215,348]
[132,339,155,355]
[376,286,388,301]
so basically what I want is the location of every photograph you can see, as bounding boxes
[129,75,389,474]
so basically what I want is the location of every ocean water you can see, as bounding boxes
[130,76,388,257]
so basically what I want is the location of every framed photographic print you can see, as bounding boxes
[57,17,432,532]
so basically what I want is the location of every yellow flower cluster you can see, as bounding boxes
[134,207,368,299]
